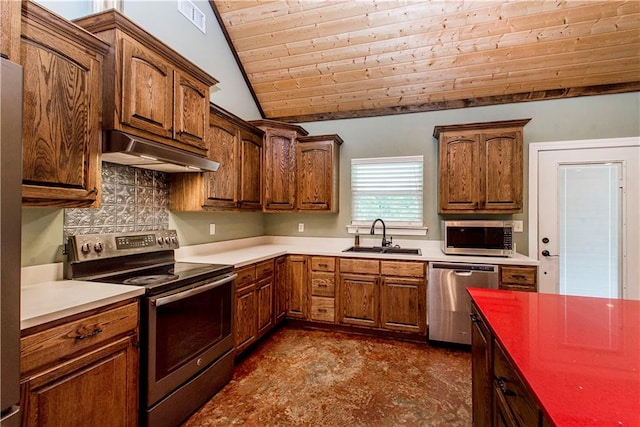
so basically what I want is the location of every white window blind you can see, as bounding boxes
[351,156,424,226]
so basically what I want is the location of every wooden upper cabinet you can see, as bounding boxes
[74,10,218,156]
[120,37,173,139]
[250,120,308,211]
[20,1,109,207]
[238,127,263,209]
[174,69,209,149]
[204,110,238,208]
[1,0,21,61]
[434,119,530,214]
[296,135,342,212]
[169,105,263,211]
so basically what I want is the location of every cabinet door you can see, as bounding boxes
[297,141,332,210]
[204,114,238,208]
[471,305,493,427]
[1,0,20,61]
[439,132,480,212]
[379,276,425,334]
[338,274,378,328]
[173,69,209,151]
[286,255,307,319]
[120,38,173,139]
[264,131,297,210]
[256,277,273,337]
[482,131,522,211]
[21,336,138,427]
[274,256,288,323]
[21,20,101,206]
[238,128,263,209]
[234,285,256,354]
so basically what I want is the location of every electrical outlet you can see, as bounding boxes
[209,224,216,235]
[513,220,523,232]
[298,223,304,232]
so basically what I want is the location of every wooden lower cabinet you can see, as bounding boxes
[234,260,276,356]
[20,301,139,427]
[471,301,547,427]
[234,280,257,355]
[339,273,379,327]
[286,255,308,319]
[500,265,538,292]
[471,303,493,427]
[256,260,274,337]
[308,256,336,323]
[274,256,288,323]
[337,259,426,335]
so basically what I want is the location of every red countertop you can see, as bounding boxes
[468,288,640,427]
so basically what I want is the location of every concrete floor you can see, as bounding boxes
[184,327,472,426]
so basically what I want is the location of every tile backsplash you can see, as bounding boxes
[64,162,169,237]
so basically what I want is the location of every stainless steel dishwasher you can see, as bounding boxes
[427,263,499,344]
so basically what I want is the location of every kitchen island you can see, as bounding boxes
[468,288,640,427]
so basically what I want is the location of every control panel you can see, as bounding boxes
[67,230,179,261]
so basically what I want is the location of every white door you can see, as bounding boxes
[533,139,639,300]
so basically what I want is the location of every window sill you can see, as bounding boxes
[346,225,428,236]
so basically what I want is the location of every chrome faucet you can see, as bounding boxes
[370,218,392,247]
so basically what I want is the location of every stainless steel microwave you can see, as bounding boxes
[442,220,514,257]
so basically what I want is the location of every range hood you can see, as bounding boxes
[101,130,220,173]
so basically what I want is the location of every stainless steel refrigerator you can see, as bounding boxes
[0,56,23,427]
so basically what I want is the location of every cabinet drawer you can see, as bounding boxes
[311,257,335,272]
[256,259,274,280]
[501,266,536,286]
[21,302,138,375]
[311,272,335,297]
[310,297,335,322]
[339,258,380,275]
[235,265,256,290]
[493,342,541,426]
[381,261,425,278]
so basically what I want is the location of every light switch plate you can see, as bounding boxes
[298,223,304,232]
[209,224,216,235]
[513,220,523,232]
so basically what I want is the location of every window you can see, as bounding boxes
[350,156,424,229]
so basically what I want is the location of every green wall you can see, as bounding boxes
[264,92,640,255]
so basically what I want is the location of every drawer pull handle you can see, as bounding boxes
[317,308,327,313]
[76,328,103,340]
[512,274,526,279]
[496,376,516,397]
[317,284,328,287]
[318,263,329,267]
[470,313,480,323]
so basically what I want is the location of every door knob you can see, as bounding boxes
[542,237,550,244]
[541,250,559,257]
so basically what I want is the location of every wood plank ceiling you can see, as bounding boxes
[210,1,640,122]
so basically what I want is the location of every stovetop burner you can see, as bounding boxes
[123,274,180,286]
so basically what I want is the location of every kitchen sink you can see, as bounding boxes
[342,246,422,255]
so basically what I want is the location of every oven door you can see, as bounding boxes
[145,273,236,407]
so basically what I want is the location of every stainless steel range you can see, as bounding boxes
[66,230,236,427]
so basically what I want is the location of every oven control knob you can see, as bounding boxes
[157,238,164,246]
[80,243,91,254]
[164,237,171,245]
[170,236,178,245]
[94,242,103,253]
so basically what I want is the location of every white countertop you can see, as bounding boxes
[20,279,145,330]
[21,236,537,331]
[175,236,539,267]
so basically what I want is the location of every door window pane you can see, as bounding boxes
[559,163,621,298]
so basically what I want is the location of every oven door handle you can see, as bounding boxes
[153,273,237,307]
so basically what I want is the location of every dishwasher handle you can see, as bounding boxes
[430,263,498,273]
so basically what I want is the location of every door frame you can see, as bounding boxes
[528,137,640,293]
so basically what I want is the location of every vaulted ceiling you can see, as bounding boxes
[210,1,640,123]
